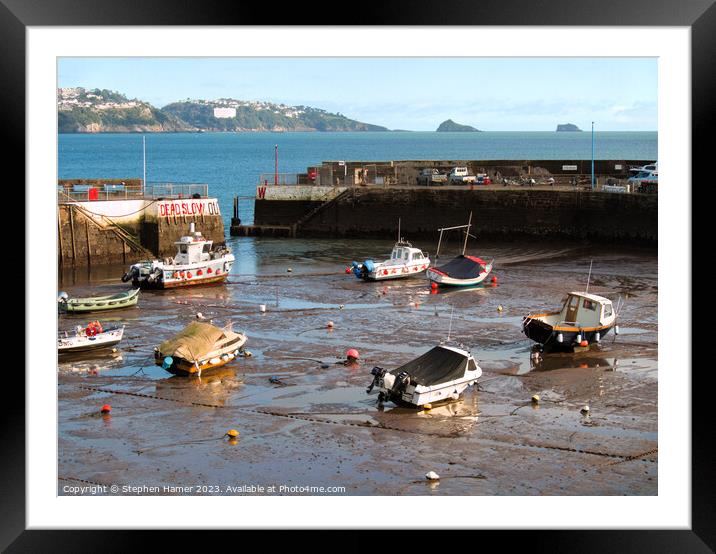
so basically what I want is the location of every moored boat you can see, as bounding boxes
[58,288,140,313]
[522,291,618,351]
[154,321,247,376]
[122,223,234,289]
[366,342,482,408]
[425,212,494,287]
[350,220,430,281]
[58,322,125,354]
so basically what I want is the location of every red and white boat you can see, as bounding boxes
[426,212,494,287]
[122,223,234,289]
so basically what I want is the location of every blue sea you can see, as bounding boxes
[58,131,657,225]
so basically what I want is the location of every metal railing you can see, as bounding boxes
[57,182,209,202]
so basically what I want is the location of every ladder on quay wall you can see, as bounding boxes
[292,188,353,236]
[69,204,155,259]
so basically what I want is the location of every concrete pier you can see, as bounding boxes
[57,179,226,267]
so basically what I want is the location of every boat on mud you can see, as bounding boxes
[58,321,125,354]
[366,342,482,408]
[58,288,140,313]
[350,220,430,281]
[155,321,247,376]
[122,223,234,289]
[425,212,493,287]
[522,291,618,351]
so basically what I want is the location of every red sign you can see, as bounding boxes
[158,199,220,218]
[257,186,267,199]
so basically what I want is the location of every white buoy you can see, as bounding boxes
[576,334,582,343]
[614,325,620,335]
[581,405,590,415]
[196,312,205,320]
[259,304,266,313]
[425,471,440,481]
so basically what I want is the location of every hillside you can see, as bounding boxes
[436,119,481,132]
[57,88,388,133]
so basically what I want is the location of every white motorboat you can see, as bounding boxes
[122,223,234,289]
[58,322,125,354]
[366,342,482,408]
[350,220,430,281]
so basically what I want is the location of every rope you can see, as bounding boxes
[75,384,649,461]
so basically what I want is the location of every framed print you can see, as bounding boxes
[5,0,712,549]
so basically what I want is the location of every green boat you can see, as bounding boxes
[58,288,140,313]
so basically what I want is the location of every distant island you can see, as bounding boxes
[436,119,481,132]
[57,88,389,133]
[556,123,582,132]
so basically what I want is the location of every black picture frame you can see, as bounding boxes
[5,0,710,549]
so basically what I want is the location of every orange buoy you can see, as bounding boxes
[580,340,588,347]
[346,348,360,360]
[345,267,351,274]
[491,275,498,283]
[430,282,438,290]
[100,404,111,414]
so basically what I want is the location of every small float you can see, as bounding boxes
[122,223,234,289]
[366,342,482,408]
[351,220,430,281]
[57,288,140,313]
[522,291,618,351]
[425,212,493,287]
[154,321,247,376]
[58,321,125,355]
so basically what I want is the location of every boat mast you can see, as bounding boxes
[585,259,593,293]
[398,217,401,243]
[462,211,473,256]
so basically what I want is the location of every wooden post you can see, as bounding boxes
[57,208,64,267]
[85,219,91,266]
[69,205,76,263]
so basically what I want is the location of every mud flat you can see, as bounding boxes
[58,238,657,495]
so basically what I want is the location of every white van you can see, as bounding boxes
[448,167,476,184]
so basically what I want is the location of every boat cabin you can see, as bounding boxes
[558,292,614,327]
[390,243,428,264]
[173,232,214,265]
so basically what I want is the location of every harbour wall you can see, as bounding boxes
[58,196,225,267]
[254,187,657,244]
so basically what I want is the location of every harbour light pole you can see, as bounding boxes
[591,122,595,190]
[142,135,147,195]
[275,144,278,185]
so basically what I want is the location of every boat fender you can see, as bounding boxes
[614,326,620,335]
[576,334,582,344]
[595,332,601,342]
[556,333,564,343]
[161,356,173,370]
[363,259,375,273]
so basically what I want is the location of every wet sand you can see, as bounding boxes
[58,239,657,495]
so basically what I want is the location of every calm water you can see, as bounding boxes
[58,131,657,225]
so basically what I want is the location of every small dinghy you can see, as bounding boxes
[154,321,247,376]
[366,343,482,408]
[58,322,125,354]
[58,288,140,313]
[523,291,618,350]
[426,212,493,287]
[350,220,430,281]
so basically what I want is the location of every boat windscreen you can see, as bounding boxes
[435,255,486,279]
[393,346,469,386]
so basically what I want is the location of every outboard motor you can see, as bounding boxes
[121,266,139,283]
[366,366,387,394]
[391,371,411,395]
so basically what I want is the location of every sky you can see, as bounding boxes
[58,58,657,131]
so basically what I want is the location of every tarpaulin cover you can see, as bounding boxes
[159,322,227,362]
[392,346,469,386]
[434,255,486,279]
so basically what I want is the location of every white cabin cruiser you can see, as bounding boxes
[522,291,618,351]
[366,342,482,408]
[122,223,234,289]
[58,322,125,355]
[352,240,430,281]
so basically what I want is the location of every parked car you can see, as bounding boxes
[416,168,448,186]
[476,174,492,185]
[448,167,476,184]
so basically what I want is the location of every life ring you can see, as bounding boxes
[86,325,97,337]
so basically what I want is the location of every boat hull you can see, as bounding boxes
[58,327,125,354]
[134,273,229,290]
[60,289,140,313]
[365,264,430,281]
[155,334,247,376]
[379,376,478,408]
[522,316,614,350]
[427,262,493,287]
